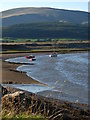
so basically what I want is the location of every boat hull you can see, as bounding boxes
[49,54,57,57]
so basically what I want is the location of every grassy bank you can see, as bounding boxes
[2,113,47,120]
[1,48,89,54]
[2,38,83,43]
[0,49,89,55]
[2,86,90,120]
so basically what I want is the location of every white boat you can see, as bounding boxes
[49,41,58,57]
[49,52,57,57]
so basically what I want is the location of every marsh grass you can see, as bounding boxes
[2,80,90,120]
[2,113,47,120]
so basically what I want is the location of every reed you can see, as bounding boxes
[2,86,89,120]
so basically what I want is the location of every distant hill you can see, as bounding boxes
[1,7,88,40]
[1,7,88,26]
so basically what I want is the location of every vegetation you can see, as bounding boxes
[2,38,81,43]
[2,40,89,54]
[2,86,90,120]
[2,7,88,26]
[2,22,88,40]
[2,113,47,120]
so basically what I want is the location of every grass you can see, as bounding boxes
[2,86,89,120]
[2,38,83,43]
[1,48,88,54]
[2,113,48,120]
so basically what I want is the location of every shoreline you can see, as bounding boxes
[1,51,88,85]
[2,49,89,55]
[2,60,47,86]
[1,52,90,119]
[1,52,48,85]
[2,86,90,119]
[1,51,88,84]
[1,52,88,103]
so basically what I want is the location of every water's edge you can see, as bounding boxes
[5,53,88,104]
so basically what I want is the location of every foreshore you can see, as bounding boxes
[1,52,90,119]
[1,53,47,85]
[1,51,88,84]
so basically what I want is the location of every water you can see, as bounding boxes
[5,53,88,104]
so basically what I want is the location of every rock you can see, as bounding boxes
[1,86,8,96]
[2,91,25,116]
[3,91,25,101]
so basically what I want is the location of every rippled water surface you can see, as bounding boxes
[5,53,88,104]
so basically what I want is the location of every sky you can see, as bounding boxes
[0,0,89,12]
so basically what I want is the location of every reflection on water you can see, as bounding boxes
[5,53,88,104]
[3,84,52,93]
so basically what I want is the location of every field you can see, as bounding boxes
[1,40,89,54]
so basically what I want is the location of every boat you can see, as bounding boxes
[30,58,36,61]
[49,52,57,57]
[25,55,35,59]
[25,55,36,61]
[49,41,58,57]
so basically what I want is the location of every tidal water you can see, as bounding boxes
[5,52,88,104]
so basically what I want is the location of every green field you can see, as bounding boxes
[1,38,82,43]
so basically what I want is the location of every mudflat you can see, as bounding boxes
[1,53,45,85]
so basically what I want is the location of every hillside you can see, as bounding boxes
[1,7,88,40]
[1,7,88,26]
[2,22,88,40]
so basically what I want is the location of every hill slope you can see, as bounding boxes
[2,22,88,40]
[1,7,88,26]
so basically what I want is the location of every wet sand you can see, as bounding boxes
[1,53,46,85]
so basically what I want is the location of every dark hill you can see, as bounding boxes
[1,7,88,26]
[2,22,88,39]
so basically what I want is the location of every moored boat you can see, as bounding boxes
[25,55,35,59]
[25,55,36,61]
[49,52,57,57]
